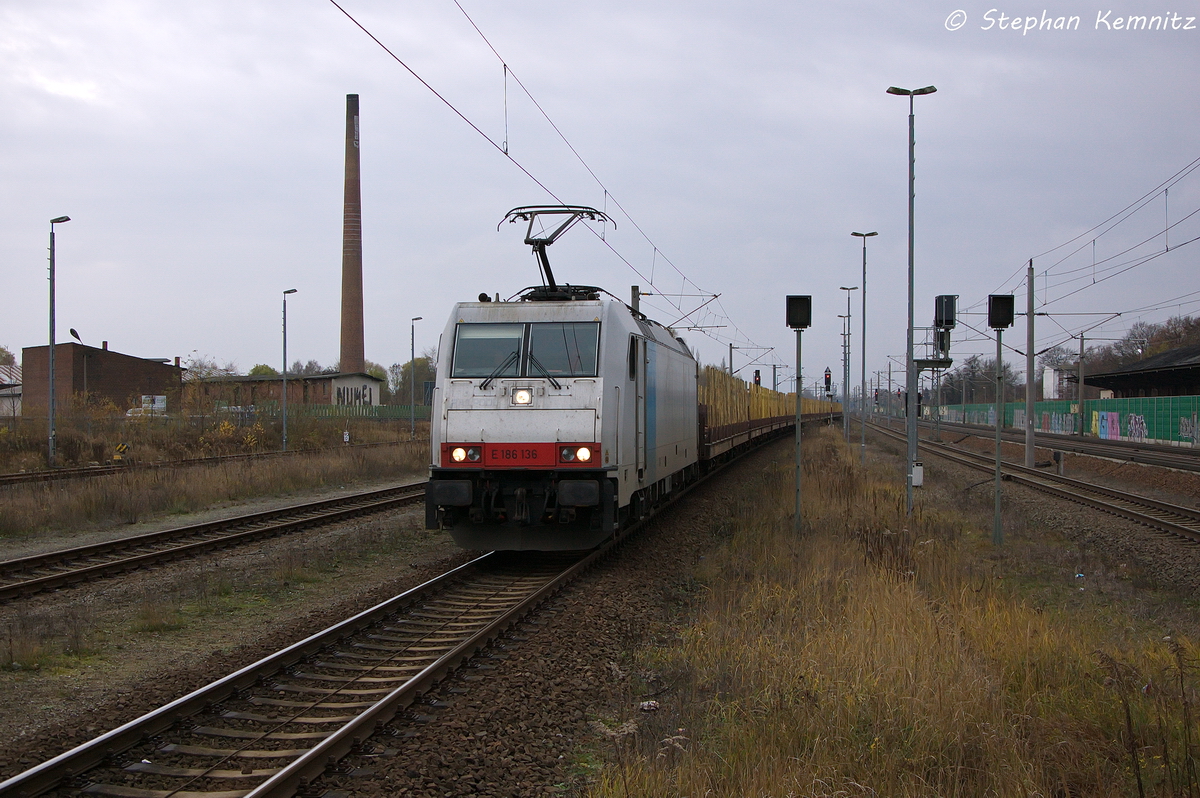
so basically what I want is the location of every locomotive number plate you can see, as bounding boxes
[483,442,556,467]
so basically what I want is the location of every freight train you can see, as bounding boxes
[424,206,836,550]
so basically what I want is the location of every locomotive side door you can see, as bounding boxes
[631,335,646,481]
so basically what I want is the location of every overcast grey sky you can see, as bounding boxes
[3,1,1197,393]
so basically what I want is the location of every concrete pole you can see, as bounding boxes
[994,328,1005,546]
[859,238,869,466]
[410,316,423,437]
[903,96,918,515]
[1025,260,1036,467]
[1077,333,1086,436]
[845,289,855,444]
[48,226,57,467]
[887,360,892,428]
[794,328,803,532]
[47,216,70,466]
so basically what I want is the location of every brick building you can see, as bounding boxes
[21,342,184,414]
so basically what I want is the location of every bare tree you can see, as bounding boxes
[182,353,238,381]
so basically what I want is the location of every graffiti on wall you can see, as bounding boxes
[1182,413,1200,443]
[1127,414,1147,442]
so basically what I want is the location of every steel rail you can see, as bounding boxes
[0,483,427,602]
[869,422,1200,543]
[241,548,604,798]
[0,553,492,798]
[0,422,808,798]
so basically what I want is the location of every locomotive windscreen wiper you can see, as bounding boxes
[527,352,562,390]
[480,351,519,390]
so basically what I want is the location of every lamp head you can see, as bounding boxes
[840,286,859,292]
[851,231,878,238]
[412,316,423,322]
[283,288,297,295]
[51,216,71,224]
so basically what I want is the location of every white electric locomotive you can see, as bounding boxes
[425,206,699,550]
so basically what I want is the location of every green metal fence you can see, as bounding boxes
[932,396,1200,445]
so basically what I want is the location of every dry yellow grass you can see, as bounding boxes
[586,427,1200,797]
[0,441,428,537]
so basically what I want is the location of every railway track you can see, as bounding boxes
[894,417,1200,473]
[0,425,798,797]
[869,422,1200,544]
[0,440,416,489]
[0,483,427,602]
[0,549,588,798]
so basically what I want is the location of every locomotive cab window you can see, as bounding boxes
[528,322,599,377]
[628,336,638,380]
[451,321,600,379]
[451,323,524,378]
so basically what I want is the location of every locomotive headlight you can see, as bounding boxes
[451,447,468,462]
[466,447,481,462]
[560,447,575,462]
[512,388,533,405]
[575,446,592,462]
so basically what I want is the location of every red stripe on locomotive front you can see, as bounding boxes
[439,442,599,468]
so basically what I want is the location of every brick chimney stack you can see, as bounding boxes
[339,93,365,375]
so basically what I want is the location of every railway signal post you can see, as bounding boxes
[989,294,1015,545]
[787,295,812,532]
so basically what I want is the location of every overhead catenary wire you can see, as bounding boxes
[969,154,1200,311]
[448,0,775,364]
[330,0,782,371]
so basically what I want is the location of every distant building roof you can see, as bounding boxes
[1086,343,1200,398]
[1089,344,1200,377]
[0,364,19,388]
[196,371,383,384]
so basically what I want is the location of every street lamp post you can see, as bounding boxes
[839,286,858,444]
[47,216,71,467]
[851,232,877,466]
[410,316,423,437]
[887,84,937,515]
[282,289,297,452]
